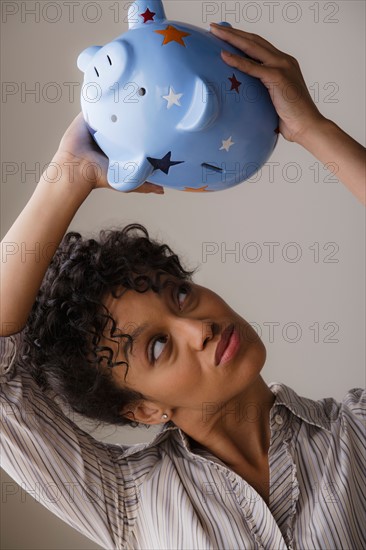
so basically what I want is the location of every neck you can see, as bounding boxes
[175,377,275,469]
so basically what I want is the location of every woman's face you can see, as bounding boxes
[102,275,267,424]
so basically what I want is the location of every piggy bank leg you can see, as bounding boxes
[107,158,154,192]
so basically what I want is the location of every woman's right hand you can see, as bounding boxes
[55,112,164,194]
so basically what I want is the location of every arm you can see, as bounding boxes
[296,118,365,205]
[0,114,164,545]
[210,24,366,205]
[0,333,131,549]
[0,158,90,336]
[0,113,164,336]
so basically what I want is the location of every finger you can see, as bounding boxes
[69,112,91,140]
[211,24,283,54]
[132,182,165,194]
[220,50,266,80]
[210,24,282,65]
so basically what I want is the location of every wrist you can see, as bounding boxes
[34,153,93,212]
[293,116,334,151]
[41,152,95,200]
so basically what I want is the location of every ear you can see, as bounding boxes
[128,1,167,29]
[177,76,220,132]
[122,401,167,425]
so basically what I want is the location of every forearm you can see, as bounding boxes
[296,118,366,205]
[0,156,92,336]
[209,26,365,204]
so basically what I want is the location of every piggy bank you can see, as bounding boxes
[77,0,279,192]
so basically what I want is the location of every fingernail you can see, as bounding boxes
[222,50,232,57]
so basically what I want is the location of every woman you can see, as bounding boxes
[1,24,365,549]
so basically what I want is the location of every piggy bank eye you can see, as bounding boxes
[138,88,146,96]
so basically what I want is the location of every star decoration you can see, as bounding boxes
[140,8,155,23]
[183,186,210,192]
[229,73,242,93]
[147,152,184,174]
[155,25,191,46]
[163,87,183,109]
[220,137,235,152]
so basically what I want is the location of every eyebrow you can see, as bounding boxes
[121,322,150,363]
[117,278,179,364]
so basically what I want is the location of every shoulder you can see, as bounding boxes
[0,332,24,380]
[269,382,365,432]
[340,387,365,418]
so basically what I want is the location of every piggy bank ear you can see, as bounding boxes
[128,0,167,29]
[77,46,102,72]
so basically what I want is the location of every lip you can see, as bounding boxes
[215,324,240,366]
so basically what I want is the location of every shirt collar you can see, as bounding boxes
[119,421,180,458]
[269,382,334,432]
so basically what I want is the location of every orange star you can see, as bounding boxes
[155,25,191,46]
[183,185,210,192]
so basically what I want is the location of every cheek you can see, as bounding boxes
[116,361,190,399]
[240,320,263,346]
[159,368,201,396]
[140,364,204,406]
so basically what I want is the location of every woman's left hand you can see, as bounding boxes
[210,23,325,144]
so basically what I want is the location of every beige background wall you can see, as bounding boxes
[1,1,365,548]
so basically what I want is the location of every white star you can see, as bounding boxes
[162,87,183,109]
[220,136,235,152]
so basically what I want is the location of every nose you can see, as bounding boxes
[172,317,215,351]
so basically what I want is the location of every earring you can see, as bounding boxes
[161,413,168,420]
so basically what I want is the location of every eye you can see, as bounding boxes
[148,283,192,363]
[176,283,191,309]
[149,335,168,363]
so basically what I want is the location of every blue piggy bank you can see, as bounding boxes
[77,0,279,192]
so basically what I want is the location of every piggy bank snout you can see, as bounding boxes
[78,40,132,89]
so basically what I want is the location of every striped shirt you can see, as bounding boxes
[1,334,365,550]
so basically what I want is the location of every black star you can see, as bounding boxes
[147,151,184,174]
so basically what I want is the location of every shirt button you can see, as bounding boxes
[275,414,284,426]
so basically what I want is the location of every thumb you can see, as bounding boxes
[130,181,165,194]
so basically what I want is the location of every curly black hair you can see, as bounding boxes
[17,223,197,428]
